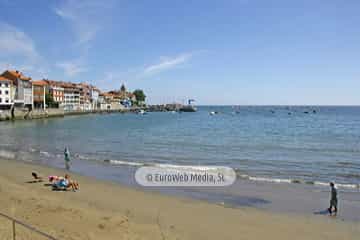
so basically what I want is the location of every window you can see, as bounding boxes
[0,98,2,103]
[5,99,9,103]
[5,90,9,95]
[5,83,8,88]
[0,90,1,94]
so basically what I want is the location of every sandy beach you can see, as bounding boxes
[0,158,358,240]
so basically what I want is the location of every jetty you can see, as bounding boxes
[179,99,197,112]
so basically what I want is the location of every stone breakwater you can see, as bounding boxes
[147,103,183,112]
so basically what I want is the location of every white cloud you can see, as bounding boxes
[54,1,115,78]
[0,22,49,79]
[55,0,114,44]
[144,52,194,74]
[56,60,87,77]
[0,22,39,60]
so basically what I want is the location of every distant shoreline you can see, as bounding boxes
[0,107,146,122]
[0,104,191,122]
[196,105,360,107]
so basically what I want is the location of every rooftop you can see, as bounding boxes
[32,80,48,86]
[5,70,31,81]
[0,76,11,82]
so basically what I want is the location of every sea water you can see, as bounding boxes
[1,106,360,191]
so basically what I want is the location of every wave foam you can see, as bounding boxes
[104,159,145,167]
[81,159,360,190]
[40,151,51,156]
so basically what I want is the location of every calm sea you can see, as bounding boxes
[1,106,360,191]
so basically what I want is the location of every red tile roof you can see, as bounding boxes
[32,80,48,86]
[0,76,11,82]
[6,70,31,81]
[100,92,113,97]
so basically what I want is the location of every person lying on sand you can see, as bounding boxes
[31,172,43,182]
[48,175,62,183]
[52,174,79,192]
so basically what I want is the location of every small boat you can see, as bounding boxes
[209,111,219,115]
[137,109,147,115]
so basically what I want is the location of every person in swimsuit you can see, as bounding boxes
[52,174,79,191]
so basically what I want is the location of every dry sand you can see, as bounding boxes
[0,158,359,240]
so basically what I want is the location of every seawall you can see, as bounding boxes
[0,108,142,121]
[0,104,185,122]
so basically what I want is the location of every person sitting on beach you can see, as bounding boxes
[328,182,338,216]
[52,174,79,191]
[65,174,80,191]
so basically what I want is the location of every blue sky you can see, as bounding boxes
[0,0,359,105]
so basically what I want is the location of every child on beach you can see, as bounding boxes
[328,182,338,216]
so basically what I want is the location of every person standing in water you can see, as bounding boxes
[64,147,71,170]
[328,182,338,216]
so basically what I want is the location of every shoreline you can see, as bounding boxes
[0,103,186,122]
[0,158,359,239]
[1,145,360,222]
[0,107,145,122]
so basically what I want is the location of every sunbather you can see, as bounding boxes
[31,172,43,182]
[65,174,80,191]
[52,174,79,191]
[48,175,62,183]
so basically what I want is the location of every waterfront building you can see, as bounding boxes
[77,83,92,110]
[110,97,124,110]
[0,68,142,112]
[0,76,15,110]
[62,83,80,111]
[90,87,100,110]
[98,93,112,110]
[107,90,136,108]
[1,70,33,109]
[45,80,65,106]
[32,80,47,109]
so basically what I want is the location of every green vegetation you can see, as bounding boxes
[132,89,146,106]
[45,93,58,108]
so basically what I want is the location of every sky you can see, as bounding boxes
[0,0,359,105]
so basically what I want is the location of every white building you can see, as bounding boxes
[63,85,80,111]
[98,94,111,110]
[90,87,100,110]
[50,85,65,103]
[1,70,33,109]
[0,76,14,109]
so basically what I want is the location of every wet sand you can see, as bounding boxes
[0,158,359,240]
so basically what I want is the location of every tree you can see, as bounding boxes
[133,89,146,104]
[45,93,57,108]
[120,84,126,92]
